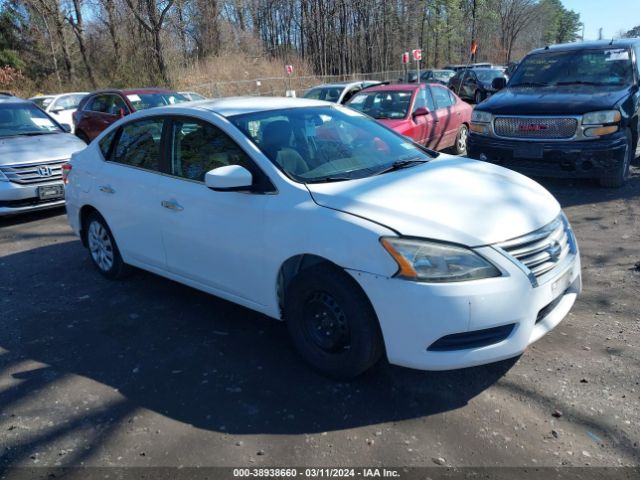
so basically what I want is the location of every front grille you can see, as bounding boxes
[427,324,515,351]
[496,216,570,279]
[494,117,578,139]
[0,159,67,185]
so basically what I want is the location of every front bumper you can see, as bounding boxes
[467,132,627,179]
[0,180,65,216]
[349,246,581,371]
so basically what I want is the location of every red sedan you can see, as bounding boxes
[346,83,471,154]
[73,88,188,143]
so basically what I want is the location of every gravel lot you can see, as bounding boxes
[0,167,639,469]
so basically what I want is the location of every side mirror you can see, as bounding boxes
[413,106,429,117]
[205,165,253,192]
[60,123,72,133]
[51,107,65,114]
[492,77,507,90]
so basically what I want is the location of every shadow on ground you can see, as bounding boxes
[0,240,518,438]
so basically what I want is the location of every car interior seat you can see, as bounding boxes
[260,120,309,175]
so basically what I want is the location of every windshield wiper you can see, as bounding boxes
[15,131,59,136]
[304,175,354,184]
[510,82,550,87]
[554,81,603,86]
[374,158,429,176]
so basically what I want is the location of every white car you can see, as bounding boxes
[64,97,581,378]
[303,81,384,104]
[30,92,88,133]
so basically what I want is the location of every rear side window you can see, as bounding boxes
[86,95,109,113]
[431,86,454,109]
[99,130,116,160]
[169,118,253,182]
[111,118,164,171]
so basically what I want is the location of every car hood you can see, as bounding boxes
[306,155,560,247]
[479,85,631,115]
[0,133,86,166]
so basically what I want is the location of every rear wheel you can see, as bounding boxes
[599,128,632,188]
[284,264,384,379]
[84,212,131,280]
[453,124,468,155]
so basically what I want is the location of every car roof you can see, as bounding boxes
[30,92,88,100]
[530,38,640,54]
[154,96,334,117]
[358,83,421,93]
[87,88,176,96]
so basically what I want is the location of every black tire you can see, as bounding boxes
[76,131,90,144]
[84,211,131,280]
[453,124,468,155]
[284,263,384,379]
[599,128,633,188]
[474,90,484,104]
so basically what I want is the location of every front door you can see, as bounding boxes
[156,116,272,307]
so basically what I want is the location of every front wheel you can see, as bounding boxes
[599,128,633,188]
[284,264,384,379]
[453,124,468,155]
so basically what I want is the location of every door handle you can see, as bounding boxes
[161,200,184,211]
[99,185,115,194]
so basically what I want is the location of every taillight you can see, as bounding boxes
[62,163,72,184]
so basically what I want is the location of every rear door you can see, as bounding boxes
[429,85,458,149]
[93,116,167,269]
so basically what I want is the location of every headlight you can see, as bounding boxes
[582,110,621,125]
[381,237,501,282]
[471,110,492,123]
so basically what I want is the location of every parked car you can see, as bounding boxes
[179,91,207,101]
[444,62,495,72]
[30,92,88,133]
[302,81,384,104]
[73,88,188,143]
[467,39,640,188]
[346,83,472,154]
[0,96,87,216]
[448,68,508,104]
[403,69,455,85]
[64,97,581,378]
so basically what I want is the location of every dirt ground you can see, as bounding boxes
[0,166,638,470]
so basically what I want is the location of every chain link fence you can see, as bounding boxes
[184,70,405,98]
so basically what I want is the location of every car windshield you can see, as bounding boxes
[31,97,54,109]
[126,92,188,111]
[476,69,504,83]
[0,103,62,137]
[303,87,345,103]
[229,106,435,183]
[510,48,634,87]
[347,90,412,119]
[432,71,455,82]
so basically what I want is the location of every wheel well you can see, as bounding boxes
[277,254,339,318]
[78,205,99,247]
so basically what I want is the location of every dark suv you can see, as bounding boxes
[467,39,640,187]
[73,88,187,143]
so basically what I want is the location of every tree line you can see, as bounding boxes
[0,0,582,94]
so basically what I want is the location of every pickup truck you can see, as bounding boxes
[467,39,640,187]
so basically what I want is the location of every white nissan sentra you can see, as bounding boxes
[64,97,581,378]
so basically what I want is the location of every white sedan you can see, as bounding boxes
[63,97,581,378]
[30,92,88,133]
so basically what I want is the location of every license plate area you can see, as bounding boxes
[37,184,65,201]
[551,267,573,296]
[513,144,543,159]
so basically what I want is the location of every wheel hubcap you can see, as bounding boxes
[458,127,468,152]
[303,291,350,352]
[88,221,114,272]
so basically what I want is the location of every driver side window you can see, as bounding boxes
[169,118,253,182]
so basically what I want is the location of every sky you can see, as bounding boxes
[562,0,639,40]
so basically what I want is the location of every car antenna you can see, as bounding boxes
[544,45,550,50]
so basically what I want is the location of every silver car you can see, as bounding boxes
[0,96,87,216]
